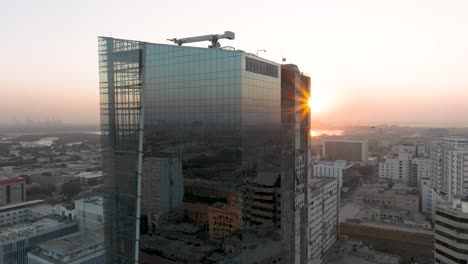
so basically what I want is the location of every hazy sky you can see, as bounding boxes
[1,0,468,126]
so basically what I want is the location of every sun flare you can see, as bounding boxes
[308,94,331,114]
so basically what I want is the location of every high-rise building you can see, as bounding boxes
[322,139,369,165]
[430,137,468,196]
[98,37,311,263]
[281,64,312,264]
[307,177,339,264]
[434,198,468,264]
[410,157,431,188]
[448,150,468,198]
[141,157,184,230]
[379,150,413,185]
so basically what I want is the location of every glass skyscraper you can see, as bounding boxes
[98,37,311,263]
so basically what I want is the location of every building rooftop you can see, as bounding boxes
[75,171,102,179]
[325,239,401,264]
[0,217,74,242]
[225,230,281,263]
[78,196,103,206]
[314,160,354,169]
[310,177,337,190]
[30,227,104,262]
[0,200,44,213]
[340,202,432,234]
[437,197,468,213]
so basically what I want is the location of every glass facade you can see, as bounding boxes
[99,37,311,263]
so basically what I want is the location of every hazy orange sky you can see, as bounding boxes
[1,0,467,126]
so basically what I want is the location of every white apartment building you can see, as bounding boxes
[448,150,468,198]
[306,177,339,264]
[312,160,353,190]
[379,151,413,185]
[410,157,431,188]
[430,137,468,195]
[434,198,468,264]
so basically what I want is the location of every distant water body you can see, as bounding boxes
[311,129,344,137]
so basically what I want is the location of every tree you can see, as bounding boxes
[61,182,81,196]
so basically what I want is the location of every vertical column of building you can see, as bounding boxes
[98,37,144,264]
[280,64,311,264]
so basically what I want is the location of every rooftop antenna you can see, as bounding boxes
[168,31,235,48]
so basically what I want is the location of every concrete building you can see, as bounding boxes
[71,171,103,186]
[242,170,281,230]
[0,217,78,264]
[74,196,104,229]
[430,137,468,196]
[420,178,435,215]
[324,239,401,264]
[410,157,431,188]
[0,177,25,206]
[0,200,54,227]
[448,150,468,198]
[141,157,184,229]
[223,230,282,263]
[281,64,312,264]
[306,177,339,264]
[207,202,241,242]
[184,202,209,228]
[354,184,419,213]
[434,198,468,264]
[340,202,433,261]
[322,139,369,165]
[98,36,311,263]
[312,160,353,190]
[392,144,417,155]
[378,151,413,185]
[28,228,104,264]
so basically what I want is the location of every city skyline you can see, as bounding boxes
[1,0,468,126]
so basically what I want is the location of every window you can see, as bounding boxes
[246,57,278,78]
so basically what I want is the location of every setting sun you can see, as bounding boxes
[308,94,331,114]
[310,130,318,137]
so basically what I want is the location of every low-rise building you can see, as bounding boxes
[0,200,55,227]
[184,202,209,228]
[354,184,419,213]
[207,202,241,242]
[312,160,353,190]
[71,171,103,186]
[324,239,401,264]
[0,217,78,264]
[0,176,26,206]
[339,201,433,261]
[74,196,104,229]
[27,228,104,264]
